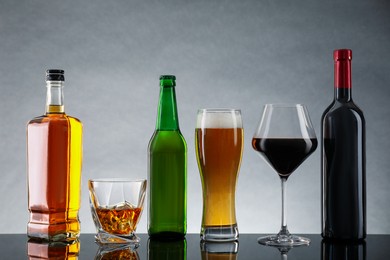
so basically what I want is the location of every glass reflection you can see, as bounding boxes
[321,239,366,260]
[278,247,291,260]
[263,245,309,260]
[148,238,186,260]
[200,241,239,260]
[27,239,79,259]
[95,244,139,260]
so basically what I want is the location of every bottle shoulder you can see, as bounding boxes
[28,115,47,125]
[321,101,335,119]
[149,130,187,151]
[66,115,83,126]
[27,113,82,127]
[322,100,364,120]
[321,100,365,139]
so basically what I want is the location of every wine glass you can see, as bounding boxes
[252,104,317,247]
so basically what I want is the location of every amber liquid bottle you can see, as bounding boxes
[27,70,83,242]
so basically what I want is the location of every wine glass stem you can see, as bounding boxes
[280,177,289,236]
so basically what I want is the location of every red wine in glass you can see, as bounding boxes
[252,138,317,179]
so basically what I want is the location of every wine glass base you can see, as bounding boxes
[257,234,310,248]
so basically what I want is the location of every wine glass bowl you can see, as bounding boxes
[252,104,317,247]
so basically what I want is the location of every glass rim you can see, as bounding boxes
[88,178,147,183]
[197,108,241,113]
[263,103,306,108]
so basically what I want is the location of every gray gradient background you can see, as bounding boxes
[0,0,389,234]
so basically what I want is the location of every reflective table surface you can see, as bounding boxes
[2,234,388,259]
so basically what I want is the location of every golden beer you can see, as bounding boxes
[195,109,243,241]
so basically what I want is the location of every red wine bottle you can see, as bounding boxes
[321,49,366,240]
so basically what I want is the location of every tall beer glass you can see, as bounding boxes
[195,109,244,242]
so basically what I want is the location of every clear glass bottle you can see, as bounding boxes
[148,75,187,239]
[27,69,83,242]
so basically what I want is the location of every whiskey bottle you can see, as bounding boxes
[27,69,83,242]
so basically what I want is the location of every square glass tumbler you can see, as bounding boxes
[88,179,147,245]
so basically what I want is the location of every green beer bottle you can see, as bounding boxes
[148,75,187,239]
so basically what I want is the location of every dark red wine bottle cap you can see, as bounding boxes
[334,49,352,61]
[333,49,352,88]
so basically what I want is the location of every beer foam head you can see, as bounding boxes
[196,109,242,128]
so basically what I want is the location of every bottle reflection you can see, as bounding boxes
[27,239,79,259]
[321,239,366,260]
[95,244,139,260]
[200,241,239,260]
[148,238,187,260]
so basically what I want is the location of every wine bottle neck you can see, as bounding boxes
[156,84,180,130]
[334,87,352,102]
[46,81,65,114]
